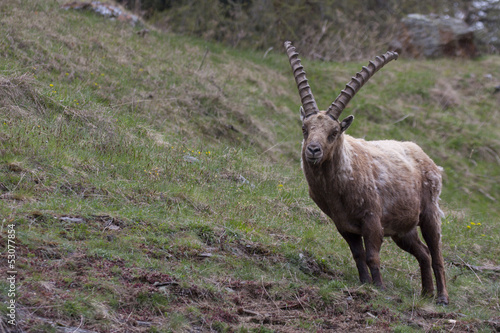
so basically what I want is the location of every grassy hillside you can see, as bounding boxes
[1,0,499,332]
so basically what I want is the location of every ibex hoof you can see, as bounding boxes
[372,281,385,291]
[436,295,449,306]
[421,289,434,298]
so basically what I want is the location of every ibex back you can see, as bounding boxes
[284,41,448,305]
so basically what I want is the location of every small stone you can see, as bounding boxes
[183,155,200,163]
[59,216,85,223]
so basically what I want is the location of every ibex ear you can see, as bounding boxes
[340,115,354,133]
[299,106,306,122]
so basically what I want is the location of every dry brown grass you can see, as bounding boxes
[430,79,461,109]
[0,74,46,118]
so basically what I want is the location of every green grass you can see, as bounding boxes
[0,0,499,332]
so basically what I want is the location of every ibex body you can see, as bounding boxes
[285,41,449,305]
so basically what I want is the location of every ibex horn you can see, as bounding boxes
[284,41,319,118]
[327,51,398,120]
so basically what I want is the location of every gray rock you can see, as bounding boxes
[395,14,478,58]
[466,1,500,53]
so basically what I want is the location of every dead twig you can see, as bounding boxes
[261,277,281,313]
[455,256,483,284]
[198,47,209,71]
[239,308,261,316]
[70,316,84,333]
[110,98,179,108]
[451,260,500,273]
[478,188,496,202]
[393,114,413,124]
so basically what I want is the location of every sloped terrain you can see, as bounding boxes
[0,1,499,332]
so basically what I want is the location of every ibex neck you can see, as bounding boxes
[332,135,353,177]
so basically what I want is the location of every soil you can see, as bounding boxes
[6,244,496,333]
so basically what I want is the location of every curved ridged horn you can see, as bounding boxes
[284,41,319,118]
[327,51,399,120]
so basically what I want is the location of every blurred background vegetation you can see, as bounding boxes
[117,0,498,60]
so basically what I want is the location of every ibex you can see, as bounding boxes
[284,41,449,305]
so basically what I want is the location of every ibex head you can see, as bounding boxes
[284,41,398,165]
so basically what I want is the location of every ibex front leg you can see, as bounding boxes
[340,231,371,284]
[362,217,385,289]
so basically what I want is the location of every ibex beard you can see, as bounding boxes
[285,41,449,305]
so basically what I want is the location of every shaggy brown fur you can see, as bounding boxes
[286,41,449,305]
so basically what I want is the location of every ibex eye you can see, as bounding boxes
[328,130,338,142]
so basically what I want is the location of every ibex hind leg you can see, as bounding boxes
[419,206,449,305]
[392,229,434,297]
